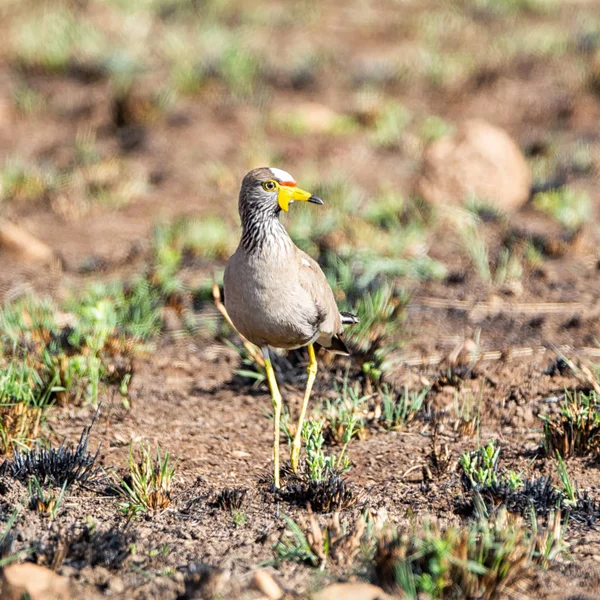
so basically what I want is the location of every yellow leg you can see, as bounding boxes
[262,347,282,488]
[291,344,318,473]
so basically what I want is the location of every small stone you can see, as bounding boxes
[1,563,70,600]
[231,450,251,459]
[251,570,283,599]
[107,576,125,594]
[312,582,394,600]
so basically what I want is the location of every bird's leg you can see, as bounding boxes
[291,343,318,473]
[262,346,282,488]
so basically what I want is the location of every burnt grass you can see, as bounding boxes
[3,1,600,599]
[0,411,102,490]
[462,475,600,527]
[274,474,365,513]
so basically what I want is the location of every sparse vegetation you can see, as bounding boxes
[340,283,408,366]
[119,443,175,516]
[460,440,501,489]
[302,420,351,482]
[275,511,366,568]
[379,385,429,430]
[28,477,67,519]
[369,102,412,149]
[0,360,58,455]
[274,514,320,567]
[533,186,591,231]
[460,440,524,492]
[0,0,598,597]
[553,451,578,506]
[318,374,368,443]
[542,391,600,458]
[375,510,566,599]
[452,387,482,436]
[11,8,106,73]
[277,474,362,513]
[456,218,523,286]
[0,159,57,205]
[152,216,235,266]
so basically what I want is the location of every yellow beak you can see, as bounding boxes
[277,186,324,212]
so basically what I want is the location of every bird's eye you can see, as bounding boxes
[262,180,277,192]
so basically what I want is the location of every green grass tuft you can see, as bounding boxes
[0,359,59,455]
[376,509,566,598]
[532,186,591,231]
[542,391,600,458]
[119,443,175,516]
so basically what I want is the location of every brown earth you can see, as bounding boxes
[2,0,600,598]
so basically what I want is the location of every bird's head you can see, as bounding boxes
[239,167,323,219]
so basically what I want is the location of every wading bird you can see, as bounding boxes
[224,167,358,488]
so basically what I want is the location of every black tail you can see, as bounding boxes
[325,334,351,356]
[340,311,360,325]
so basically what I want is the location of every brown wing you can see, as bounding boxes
[295,248,344,350]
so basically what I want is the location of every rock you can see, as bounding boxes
[311,582,395,600]
[251,570,283,599]
[107,576,125,594]
[416,119,531,212]
[1,563,70,600]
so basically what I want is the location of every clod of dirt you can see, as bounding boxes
[177,563,229,600]
[1,563,70,600]
[416,118,531,212]
[432,364,477,390]
[110,90,151,152]
[544,357,571,377]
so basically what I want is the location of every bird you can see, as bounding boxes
[224,167,358,488]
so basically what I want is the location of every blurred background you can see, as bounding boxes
[0,0,599,357]
[2,3,600,597]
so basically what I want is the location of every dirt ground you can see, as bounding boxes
[2,0,600,598]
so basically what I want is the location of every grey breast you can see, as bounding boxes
[224,246,324,349]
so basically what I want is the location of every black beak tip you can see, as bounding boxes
[308,195,324,205]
